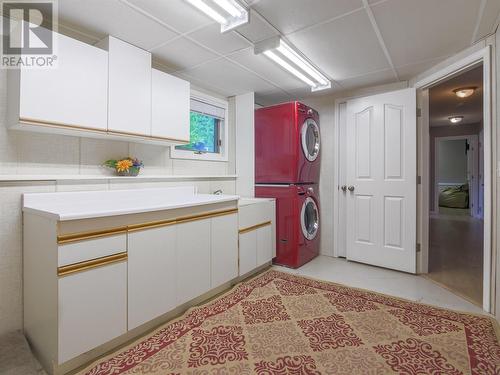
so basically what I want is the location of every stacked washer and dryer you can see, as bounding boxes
[255,101,321,269]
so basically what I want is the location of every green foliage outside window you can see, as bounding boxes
[176,112,218,153]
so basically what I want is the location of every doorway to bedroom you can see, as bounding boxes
[427,65,484,306]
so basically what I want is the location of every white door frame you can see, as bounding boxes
[415,46,493,312]
[333,85,410,258]
[434,135,479,216]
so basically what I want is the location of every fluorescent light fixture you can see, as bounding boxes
[185,0,249,32]
[255,37,331,92]
[449,116,464,124]
[453,87,477,98]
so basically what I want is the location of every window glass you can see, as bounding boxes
[176,112,220,153]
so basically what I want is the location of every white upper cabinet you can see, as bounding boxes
[12,31,108,131]
[152,69,190,143]
[102,36,151,136]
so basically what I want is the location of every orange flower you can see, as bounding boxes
[116,159,133,172]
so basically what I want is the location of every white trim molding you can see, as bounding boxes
[170,90,230,162]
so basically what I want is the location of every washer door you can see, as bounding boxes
[301,197,319,240]
[301,118,320,162]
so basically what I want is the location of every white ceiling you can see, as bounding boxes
[430,65,483,127]
[57,0,500,105]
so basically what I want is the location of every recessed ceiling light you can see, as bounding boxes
[255,37,331,92]
[453,87,477,98]
[184,0,249,32]
[449,116,464,124]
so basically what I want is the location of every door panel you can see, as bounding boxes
[346,88,416,273]
[355,107,373,179]
[384,105,404,179]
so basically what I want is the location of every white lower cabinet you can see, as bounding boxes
[211,213,238,288]
[176,219,211,305]
[58,262,127,364]
[238,225,273,276]
[257,225,273,266]
[128,226,177,330]
[239,230,257,276]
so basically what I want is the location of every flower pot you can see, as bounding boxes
[117,167,141,177]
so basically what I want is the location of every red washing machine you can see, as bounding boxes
[255,184,320,269]
[255,101,321,184]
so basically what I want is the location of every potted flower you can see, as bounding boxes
[104,157,143,176]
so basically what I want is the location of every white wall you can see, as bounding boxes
[235,92,255,197]
[0,68,237,335]
[438,139,468,184]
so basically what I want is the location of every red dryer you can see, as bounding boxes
[255,184,320,268]
[255,101,321,184]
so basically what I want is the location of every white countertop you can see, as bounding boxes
[238,197,276,207]
[23,187,239,221]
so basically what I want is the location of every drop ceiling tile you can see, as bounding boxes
[125,0,214,33]
[235,9,280,43]
[287,11,390,80]
[252,0,364,34]
[474,0,500,42]
[371,0,480,67]
[255,91,294,107]
[229,48,308,91]
[396,57,450,81]
[58,0,178,50]
[182,59,277,96]
[153,37,219,71]
[339,69,396,90]
[187,23,251,55]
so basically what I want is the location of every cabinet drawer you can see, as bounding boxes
[58,234,127,267]
[239,202,274,230]
[58,261,127,363]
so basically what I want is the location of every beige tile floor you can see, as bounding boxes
[428,210,483,306]
[274,255,485,315]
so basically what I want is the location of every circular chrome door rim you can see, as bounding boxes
[301,118,321,162]
[301,197,319,240]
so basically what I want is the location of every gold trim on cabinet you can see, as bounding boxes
[19,118,190,144]
[239,221,272,234]
[176,208,239,224]
[107,130,190,144]
[127,219,177,233]
[19,117,107,134]
[57,227,128,245]
[58,252,127,277]
[57,208,239,240]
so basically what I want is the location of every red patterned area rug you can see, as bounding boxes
[79,269,500,375]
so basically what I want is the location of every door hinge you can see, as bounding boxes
[417,176,421,185]
[416,243,421,252]
[416,108,422,117]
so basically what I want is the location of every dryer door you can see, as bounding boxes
[301,197,319,240]
[301,118,321,162]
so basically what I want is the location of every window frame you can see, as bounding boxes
[170,90,229,162]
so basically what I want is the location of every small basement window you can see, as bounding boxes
[170,91,228,162]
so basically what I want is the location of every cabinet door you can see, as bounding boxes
[152,69,190,142]
[211,214,238,288]
[107,37,151,135]
[239,231,257,276]
[58,262,126,364]
[257,225,273,267]
[176,219,211,305]
[128,226,176,330]
[19,31,108,130]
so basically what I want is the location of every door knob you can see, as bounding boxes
[348,186,355,192]
[341,185,347,192]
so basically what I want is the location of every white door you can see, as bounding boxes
[128,226,177,330]
[346,88,417,273]
[211,213,238,288]
[176,219,211,305]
